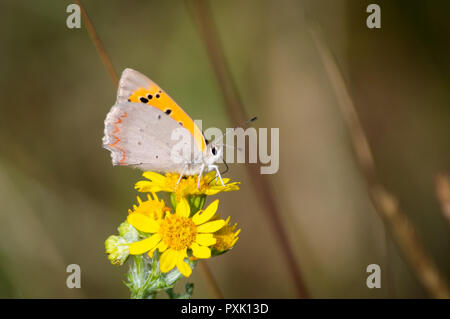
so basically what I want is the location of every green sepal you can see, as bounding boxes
[170,193,206,216]
[170,192,178,210]
[210,247,231,257]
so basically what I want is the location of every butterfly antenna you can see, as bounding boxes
[221,158,229,175]
[248,116,258,124]
[214,116,258,144]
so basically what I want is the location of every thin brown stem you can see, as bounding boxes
[186,0,310,298]
[74,0,118,86]
[308,23,450,299]
[198,261,224,299]
[435,173,450,227]
[75,0,224,299]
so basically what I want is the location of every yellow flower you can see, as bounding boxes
[213,217,240,252]
[135,171,240,200]
[128,192,170,220]
[127,199,226,277]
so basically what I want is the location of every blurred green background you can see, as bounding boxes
[0,0,449,298]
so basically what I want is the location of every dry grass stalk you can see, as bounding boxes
[186,0,310,298]
[308,23,450,299]
[435,173,450,226]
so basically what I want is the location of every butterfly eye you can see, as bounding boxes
[211,146,217,156]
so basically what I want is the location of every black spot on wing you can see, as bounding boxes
[140,97,148,103]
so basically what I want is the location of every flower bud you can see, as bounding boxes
[105,235,129,266]
[118,221,139,242]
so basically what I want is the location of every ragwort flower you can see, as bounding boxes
[213,216,240,253]
[128,198,225,277]
[128,192,170,220]
[135,171,240,200]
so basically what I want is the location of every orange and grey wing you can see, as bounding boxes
[116,68,206,153]
[102,100,196,172]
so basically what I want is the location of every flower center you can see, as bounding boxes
[166,173,206,200]
[159,214,197,250]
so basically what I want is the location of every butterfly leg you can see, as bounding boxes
[197,164,206,189]
[174,164,188,192]
[209,164,225,186]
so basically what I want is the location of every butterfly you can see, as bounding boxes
[102,68,225,188]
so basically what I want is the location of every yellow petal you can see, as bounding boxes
[129,234,161,255]
[176,198,190,218]
[190,242,211,259]
[176,260,192,277]
[192,200,219,225]
[159,249,178,273]
[148,249,155,258]
[148,240,167,258]
[142,171,166,184]
[203,171,216,181]
[195,233,217,246]
[204,184,240,195]
[127,214,159,233]
[157,241,168,253]
[196,220,225,233]
[135,181,163,193]
[151,192,159,200]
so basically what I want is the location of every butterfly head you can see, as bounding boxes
[204,142,223,166]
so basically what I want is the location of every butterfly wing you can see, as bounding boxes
[103,101,199,172]
[103,69,205,173]
[116,68,206,152]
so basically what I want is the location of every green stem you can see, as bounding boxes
[128,255,156,299]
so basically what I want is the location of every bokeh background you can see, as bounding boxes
[0,0,449,298]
